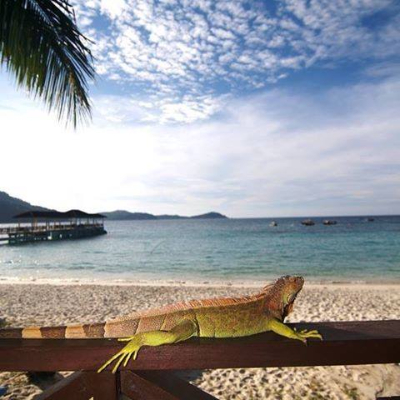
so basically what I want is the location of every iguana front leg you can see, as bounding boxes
[98,319,197,373]
[267,318,322,343]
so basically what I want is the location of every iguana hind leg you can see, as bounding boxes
[267,318,322,344]
[98,319,197,374]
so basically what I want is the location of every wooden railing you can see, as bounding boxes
[0,320,399,399]
[0,223,104,235]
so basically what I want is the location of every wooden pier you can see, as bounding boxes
[0,210,106,245]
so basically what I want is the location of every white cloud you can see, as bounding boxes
[1,71,399,216]
[93,93,227,124]
[66,0,400,124]
[100,0,128,19]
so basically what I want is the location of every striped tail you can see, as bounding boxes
[0,322,107,339]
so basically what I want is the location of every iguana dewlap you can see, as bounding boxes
[0,275,322,373]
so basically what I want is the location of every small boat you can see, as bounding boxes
[301,219,315,226]
[270,221,278,227]
[367,217,374,222]
[323,220,337,225]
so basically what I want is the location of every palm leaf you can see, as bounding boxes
[0,0,95,127]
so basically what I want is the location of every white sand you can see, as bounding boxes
[0,282,399,399]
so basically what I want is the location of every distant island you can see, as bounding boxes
[102,210,228,221]
[0,190,228,223]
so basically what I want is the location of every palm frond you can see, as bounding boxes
[0,0,95,127]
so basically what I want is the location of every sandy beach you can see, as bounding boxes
[0,281,399,399]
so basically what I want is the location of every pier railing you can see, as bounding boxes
[0,222,106,244]
[0,222,104,235]
[0,320,399,399]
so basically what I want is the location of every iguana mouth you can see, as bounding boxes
[283,292,299,319]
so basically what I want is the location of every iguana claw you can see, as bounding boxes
[296,329,323,342]
[97,337,141,374]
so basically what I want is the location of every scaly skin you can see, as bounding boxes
[98,275,322,373]
[0,275,322,373]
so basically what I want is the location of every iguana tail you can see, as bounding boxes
[0,322,107,339]
[0,313,157,339]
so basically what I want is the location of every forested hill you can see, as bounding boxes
[102,210,228,220]
[0,191,50,223]
[0,190,228,223]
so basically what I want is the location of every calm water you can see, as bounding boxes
[0,217,399,284]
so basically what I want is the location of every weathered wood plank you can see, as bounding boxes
[376,397,400,400]
[34,371,117,400]
[136,371,218,400]
[377,397,400,400]
[121,371,217,400]
[121,371,179,400]
[83,371,118,400]
[34,372,90,400]
[0,321,399,372]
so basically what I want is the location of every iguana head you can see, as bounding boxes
[265,275,304,320]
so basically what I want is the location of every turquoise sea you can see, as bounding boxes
[0,217,399,284]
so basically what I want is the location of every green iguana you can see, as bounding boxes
[0,275,322,373]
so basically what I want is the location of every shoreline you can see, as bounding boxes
[0,276,399,288]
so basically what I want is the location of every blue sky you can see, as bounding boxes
[1,0,400,217]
